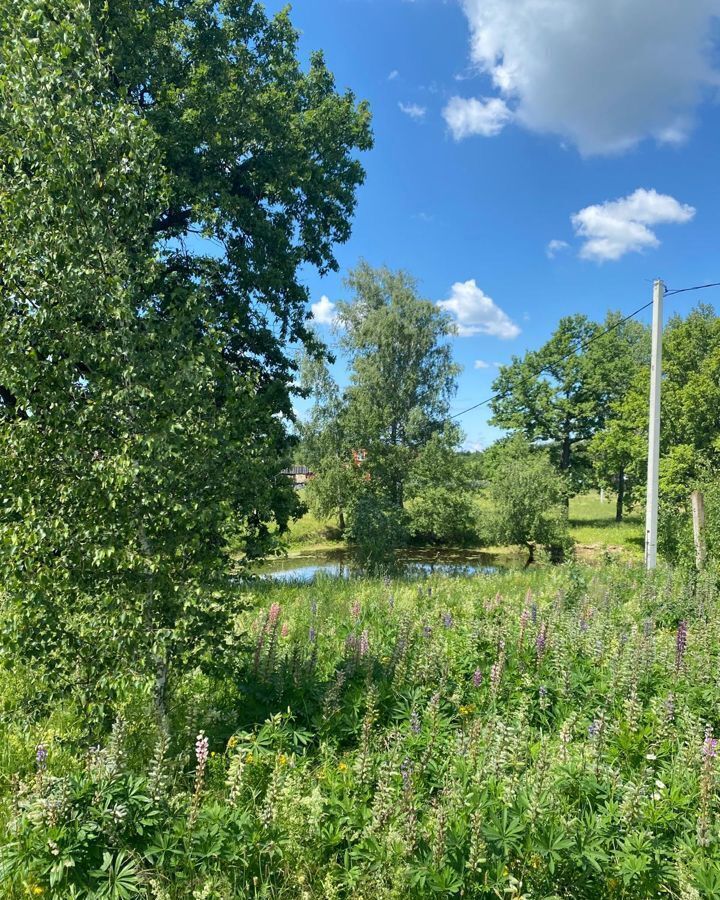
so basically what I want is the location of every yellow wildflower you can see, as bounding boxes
[278,753,288,766]
[337,762,348,772]
[227,736,238,750]
[245,752,254,764]
[459,704,476,717]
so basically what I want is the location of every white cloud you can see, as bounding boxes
[310,295,336,325]
[458,0,720,154]
[399,101,427,120]
[546,239,570,259]
[438,280,520,339]
[474,359,490,369]
[443,96,512,139]
[571,188,696,261]
[388,69,399,81]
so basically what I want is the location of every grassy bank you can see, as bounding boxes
[283,491,645,559]
[2,562,720,897]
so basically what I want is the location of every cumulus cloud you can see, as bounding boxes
[399,101,427,120]
[438,280,520,339]
[443,96,512,139]
[474,359,490,369]
[546,239,570,259]
[571,188,696,261]
[458,0,720,154]
[388,69,399,81]
[310,295,336,325]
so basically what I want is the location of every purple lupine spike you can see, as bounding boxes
[676,620,688,671]
[359,629,369,657]
[36,743,48,771]
[195,732,209,768]
[442,612,454,629]
[472,668,483,688]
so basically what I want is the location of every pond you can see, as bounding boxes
[259,548,520,583]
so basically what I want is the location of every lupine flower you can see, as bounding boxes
[410,710,421,734]
[535,622,547,660]
[310,600,318,616]
[643,619,654,638]
[588,719,602,740]
[538,685,548,699]
[530,603,538,624]
[388,594,395,610]
[35,743,48,772]
[280,622,289,638]
[268,602,281,628]
[703,726,718,760]
[442,612,454,629]
[490,653,504,694]
[423,625,432,639]
[345,634,358,653]
[519,606,529,641]
[472,669,483,688]
[195,732,209,768]
[676,620,688,671]
[359,629,370,657]
[308,626,317,644]
[351,599,361,621]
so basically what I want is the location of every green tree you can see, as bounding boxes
[406,425,478,546]
[489,437,570,564]
[298,354,354,532]
[491,313,647,504]
[338,263,460,508]
[0,0,371,721]
[302,263,461,559]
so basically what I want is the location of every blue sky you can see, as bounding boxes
[265,0,720,449]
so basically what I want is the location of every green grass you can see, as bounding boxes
[284,491,645,559]
[568,491,644,555]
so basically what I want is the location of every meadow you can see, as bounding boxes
[2,561,720,898]
[284,491,645,560]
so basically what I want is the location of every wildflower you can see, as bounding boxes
[530,603,538,624]
[337,761,348,773]
[359,629,369,657]
[308,625,317,643]
[472,669,483,688]
[310,600,318,616]
[30,887,44,896]
[410,709,421,734]
[459,704,476,717]
[442,612,454,629]
[278,754,288,767]
[245,752,254,764]
[227,736,238,750]
[195,732,209,768]
[490,652,504,694]
[388,594,395,610]
[35,743,48,772]
[351,599,361,621]
[268,602,281,628]
[538,685,548,700]
[518,607,529,644]
[676,620,688,672]
[281,622,289,638]
[588,718,602,740]
[423,625,432,639]
[703,727,718,760]
[535,622,547,660]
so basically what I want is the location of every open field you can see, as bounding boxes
[3,562,720,897]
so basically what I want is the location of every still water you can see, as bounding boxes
[260,549,517,583]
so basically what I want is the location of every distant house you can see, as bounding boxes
[281,465,314,488]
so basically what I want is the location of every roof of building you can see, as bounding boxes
[281,465,312,475]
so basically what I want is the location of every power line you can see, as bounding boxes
[665,281,720,297]
[449,298,654,421]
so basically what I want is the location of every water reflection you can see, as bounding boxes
[260,549,515,583]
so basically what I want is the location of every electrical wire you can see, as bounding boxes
[665,281,720,297]
[449,298,654,421]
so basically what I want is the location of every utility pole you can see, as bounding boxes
[645,279,664,570]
